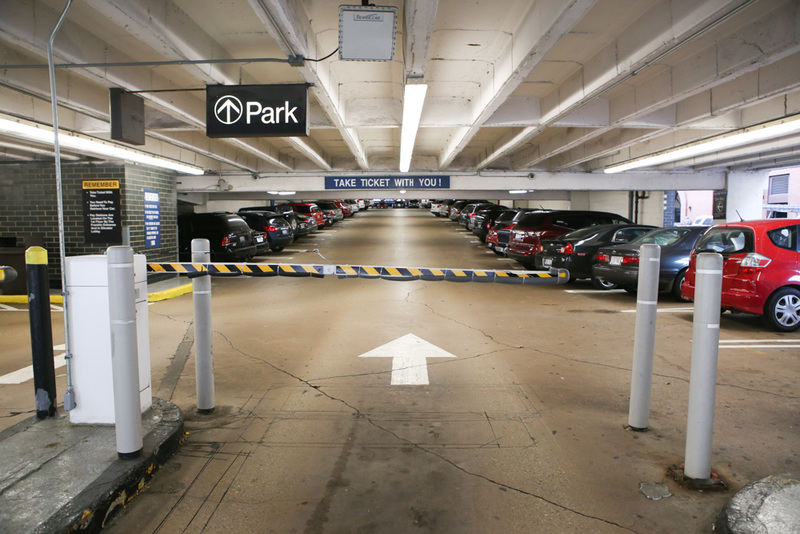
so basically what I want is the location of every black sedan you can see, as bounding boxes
[534,224,655,284]
[591,226,708,299]
[470,205,509,239]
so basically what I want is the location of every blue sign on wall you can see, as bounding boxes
[143,189,161,249]
[325,175,450,190]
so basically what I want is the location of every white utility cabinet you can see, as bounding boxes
[65,254,152,424]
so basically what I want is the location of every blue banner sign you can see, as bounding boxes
[143,189,161,249]
[325,175,450,190]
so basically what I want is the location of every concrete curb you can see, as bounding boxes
[0,398,183,534]
[45,398,184,533]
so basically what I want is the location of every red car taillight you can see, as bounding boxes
[265,225,278,232]
[221,233,234,246]
[536,244,544,253]
[559,243,574,255]
[622,255,639,264]
[739,253,771,274]
[596,253,609,262]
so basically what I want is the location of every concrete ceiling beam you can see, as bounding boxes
[248,0,368,170]
[486,0,792,169]
[405,0,439,79]
[0,0,294,171]
[439,0,597,169]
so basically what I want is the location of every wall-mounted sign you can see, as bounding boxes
[206,84,308,138]
[143,189,161,249]
[325,175,450,190]
[713,190,727,219]
[82,180,122,244]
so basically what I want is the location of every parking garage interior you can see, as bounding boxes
[0,1,799,532]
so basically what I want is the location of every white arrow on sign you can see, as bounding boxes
[358,333,456,385]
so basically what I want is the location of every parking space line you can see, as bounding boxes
[719,339,800,344]
[719,339,800,349]
[0,303,64,312]
[621,307,693,313]
[564,289,625,294]
[0,346,66,385]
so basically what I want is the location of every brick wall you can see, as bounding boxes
[0,162,177,288]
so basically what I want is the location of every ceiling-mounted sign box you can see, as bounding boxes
[339,5,398,61]
[206,84,308,138]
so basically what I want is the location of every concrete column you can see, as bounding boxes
[725,171,769,222]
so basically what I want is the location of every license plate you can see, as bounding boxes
[254,234,264,243]
[281,229,289,235]
[543,257,552,267]
[610,256,622,266]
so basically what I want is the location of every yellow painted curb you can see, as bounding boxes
[0,294,63,304]
[147,283,193,302]
[1,285,192,305]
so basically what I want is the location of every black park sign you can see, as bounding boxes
[206,84,308,138]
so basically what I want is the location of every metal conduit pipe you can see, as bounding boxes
[48,0,76,411]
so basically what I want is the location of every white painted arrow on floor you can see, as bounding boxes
[358,333,456,385]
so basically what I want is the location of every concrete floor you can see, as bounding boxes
[2,209,798,533]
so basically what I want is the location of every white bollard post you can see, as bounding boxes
[106,246,143,459]
[628,244,661,430]
[192,239,215,414]
[684,252,723,480]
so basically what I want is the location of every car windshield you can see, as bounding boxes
[634,227,692,247]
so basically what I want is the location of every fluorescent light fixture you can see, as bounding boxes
[399,83,427,172]
[399,189,407,194]
[604,116,800,173]
[508,189,531,194]
[0,117,205,175]
[267,190,295,196]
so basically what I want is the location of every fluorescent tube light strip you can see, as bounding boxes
[604,117,800,173]
[0,117,205,175]
[399,84,428,173]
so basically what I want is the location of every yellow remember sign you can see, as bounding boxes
[82,180,120,189]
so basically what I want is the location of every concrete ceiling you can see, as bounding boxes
[1,0,799,194]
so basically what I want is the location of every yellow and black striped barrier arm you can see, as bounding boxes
[148,262,568,285]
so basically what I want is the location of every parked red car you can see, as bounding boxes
[681,219,800,331]
[506,210,633,269]
[278,202,327,228]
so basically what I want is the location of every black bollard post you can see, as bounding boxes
[26,246,57,419]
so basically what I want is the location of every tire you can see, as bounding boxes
[671,269,688,302]
[591,274,617,290]
[763,287,800,332]
[270,245,284,252]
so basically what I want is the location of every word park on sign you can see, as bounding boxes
[206,84,308,138]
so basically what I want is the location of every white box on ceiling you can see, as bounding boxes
[338,5,398,61]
